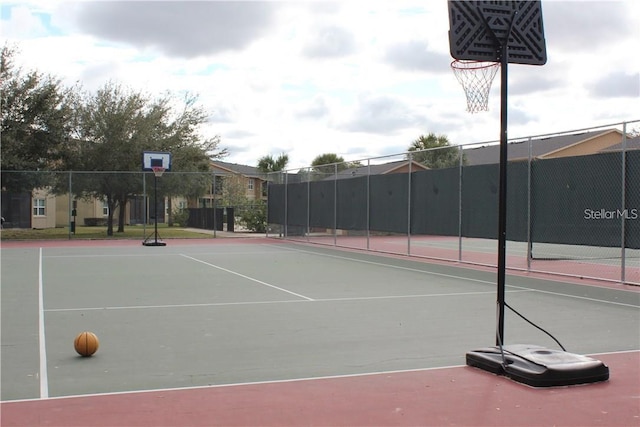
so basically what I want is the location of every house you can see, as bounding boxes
[462,129,635,166]
[600,135,640,153]
[334,160,429,179]
[210,161,268,201]
[280,160,429,184]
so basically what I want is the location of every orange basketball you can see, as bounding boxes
[74,331,99,357]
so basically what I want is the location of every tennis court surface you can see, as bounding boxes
[2,238,639,426]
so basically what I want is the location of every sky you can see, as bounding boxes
[2,0,639,170]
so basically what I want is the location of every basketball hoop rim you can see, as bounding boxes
[451,59,500,70]
[151,166,166,177]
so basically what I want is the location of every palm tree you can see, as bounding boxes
[407,133,465,169]
[257,153,289,173]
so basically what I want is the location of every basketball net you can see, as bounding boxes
[151,166,165,177]
[451,60,500,113]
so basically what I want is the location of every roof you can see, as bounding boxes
[211,161,263,178]
[462,129,625,165]
[601,135,640,152]
[324,160,429,180]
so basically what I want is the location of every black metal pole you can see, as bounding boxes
[154,174,158,244]
[496,46,509,347]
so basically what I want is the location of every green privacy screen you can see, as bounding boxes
[268,151,639,249]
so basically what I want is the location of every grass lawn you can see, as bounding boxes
[0,224,216,241]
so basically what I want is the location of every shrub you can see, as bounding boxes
[240,202,266,233]
[84,218,108,226]
[172,208,190,227]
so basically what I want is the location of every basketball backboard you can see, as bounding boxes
[448,0,547,65]
[142,151,172,172]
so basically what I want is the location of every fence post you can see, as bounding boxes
[458,145,463,262]
[143,172,147,236]
[367,159,371,250]
[284,170,288,238]
[333,163,337,246]
[527,137,533,271]
[68,171,72,240]
[213,171,217,238]
[620,122,627,283]
[307,168,310,242]
[407,153,412,255]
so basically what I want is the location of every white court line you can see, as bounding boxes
[269,243,640,308]
[4,348,637,403]
[44,289,531,313]
[529,289,640,309]
[267,243,498,285]
[43,250,292,259]
[180,254,314,301]
[38,247,49,399]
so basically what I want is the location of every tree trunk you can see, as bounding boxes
[117,196,127,232]
[106,196,115,236]
[167,197,173,227]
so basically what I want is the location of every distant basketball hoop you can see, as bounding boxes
[451,59,500,113]
[142,151,171,247]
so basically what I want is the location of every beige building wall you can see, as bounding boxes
[542,131,623,159]
[55,194,110,227]
[31,189,56,229]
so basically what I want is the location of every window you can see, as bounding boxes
[33,199,46,216]
[214,176,224,195]
[102,200,109,216]
[198,198,214,208]
[248,178,254,191]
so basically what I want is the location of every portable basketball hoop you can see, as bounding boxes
[448,1,608,387]
[142,152,171,247]
[151,166,165,178]
[451,59,500,113]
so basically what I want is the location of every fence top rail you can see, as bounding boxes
[265,119,639,176]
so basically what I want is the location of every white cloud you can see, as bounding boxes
[339,93,424,135]
[302,25,357,59]
[72,1,279,58]
[2,0,639,170]
[384,40,450,73]
[1,4,48,38]
[590,72,640,99]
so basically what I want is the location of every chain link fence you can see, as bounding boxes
[0,170,267,239]
[266,121,639,285]
[2,121,638,284]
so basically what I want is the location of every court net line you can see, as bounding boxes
[43,289,531,312]
[179,254,314,301]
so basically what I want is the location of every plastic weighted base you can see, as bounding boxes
[466,344,609,387]
[142,241,166,246]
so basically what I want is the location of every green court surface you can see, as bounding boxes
[1,240,639,401]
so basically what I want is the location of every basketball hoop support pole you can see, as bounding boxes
[143,170,166,247]
[153,173,159,245]
[457,1,609,388]
[496,42,509,347]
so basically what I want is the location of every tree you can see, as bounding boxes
[311,153,346,176]
[1,44,76,192]
[407,133,465,169]
[149,93,227,226]
[257,153,289,173]
[63,83,226,235]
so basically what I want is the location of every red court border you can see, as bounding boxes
[2,351,638,427]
